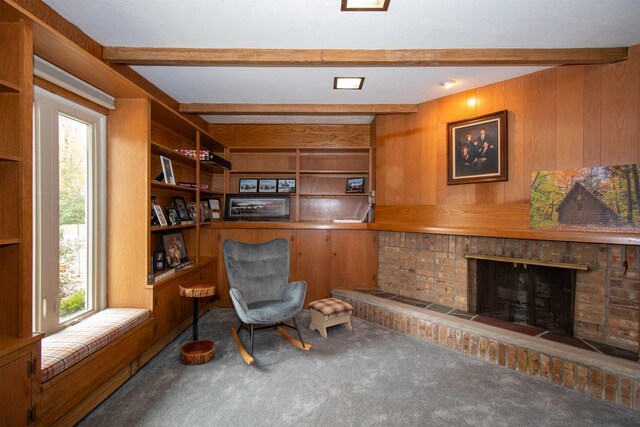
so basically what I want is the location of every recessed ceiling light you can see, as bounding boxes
[334,77,365,90]
[341,0,390,11]
[440,80,456,89]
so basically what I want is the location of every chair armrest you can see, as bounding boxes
[230,288,251,316]
[282,281,307,306]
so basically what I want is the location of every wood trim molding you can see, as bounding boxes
[180,103,418,115]
[102,47,629,66]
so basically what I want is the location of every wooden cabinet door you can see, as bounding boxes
[0,351,32,426]
[296,230,331,306]
[153,281,185,340]
[330,230,378,289]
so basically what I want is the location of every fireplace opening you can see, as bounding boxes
[470,259,576,336]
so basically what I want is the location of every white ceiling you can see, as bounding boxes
[43,0,640,125]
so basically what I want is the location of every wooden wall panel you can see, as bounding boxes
[375,44,640,206]
[417,100,438,205]
[503,76,526,203]
[583,64,603,167]
[522,68,557,196]
[209,124,371,148]
[555,66,584,170]
[601,45,640,166]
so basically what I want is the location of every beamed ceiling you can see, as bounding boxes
[42,0,640,124]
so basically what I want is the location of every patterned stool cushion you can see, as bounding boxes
[41,308,151,382]
[309,298,353,318]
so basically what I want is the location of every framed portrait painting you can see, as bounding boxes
[447,110,508,185]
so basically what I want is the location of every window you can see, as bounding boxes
[33,87,107,334]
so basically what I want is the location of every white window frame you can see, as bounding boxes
[33,86,107,334]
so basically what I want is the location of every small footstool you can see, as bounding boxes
[309,298,353,338]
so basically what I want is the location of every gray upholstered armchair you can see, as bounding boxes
[223,238,311,364]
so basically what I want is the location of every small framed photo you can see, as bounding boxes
[209,198,222,221]
[153,204,168,227]
[346,177,365,193]
[173,196,191,222]
[153,251,165,272]
[200,200,211,222]
[259,179,277,193]
[239,178,258,193]
[160,155,176,185]
[186,202,198,222]
[162,232,188,267]
[277,179,296,193]
[165,206,181,226]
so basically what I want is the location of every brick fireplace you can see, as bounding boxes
[377,231,639,356]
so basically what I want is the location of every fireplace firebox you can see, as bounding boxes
[470,259,577,336]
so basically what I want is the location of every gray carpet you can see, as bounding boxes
[79,308,638,426]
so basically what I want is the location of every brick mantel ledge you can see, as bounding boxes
[332,289,640,411]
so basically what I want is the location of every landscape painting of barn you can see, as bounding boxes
[530,164,640,232]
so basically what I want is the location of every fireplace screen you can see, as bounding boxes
[474,260,576,335]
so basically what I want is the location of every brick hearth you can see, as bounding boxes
[332,289,640,412]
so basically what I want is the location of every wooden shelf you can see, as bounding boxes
[0,154,21,162]
[299,170,369,175]
[199,190,224,197]
[0,238,20,246]
[230,170,296,174]
[0,78,20,93]
[151,181,197,194]
[200,161,227,173]
[210,221,370,230]
[150,142,197,167]
[146,256,217,288]
[299,193,368,197]
[150,224,196,233]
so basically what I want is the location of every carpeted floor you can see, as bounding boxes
[78,308,638,426]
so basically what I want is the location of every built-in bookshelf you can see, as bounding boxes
[227,147,374,222]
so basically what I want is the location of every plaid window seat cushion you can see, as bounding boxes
[41,308,150,383]
[309,298,353,318]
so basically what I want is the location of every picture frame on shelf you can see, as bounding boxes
[225,193,290,222]
[172,196,191,222]
[208,198,222,220]
[200,200,211,222]
[277,179,296,193]
[165,206,181,226]
[186,202,198,222]
[447,109,508,185]
[160,155,176,185]
[239,178,258,193]
[162,232,189,268]
[153,251,165,273]
[153,204,168,227]
[259,179,277,193]
[151,195,159,226]
[346,177,365,193]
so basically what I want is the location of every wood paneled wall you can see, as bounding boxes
[209,124,371,148]
[375,45,640,206]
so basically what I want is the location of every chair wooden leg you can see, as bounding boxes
[277,327,312,351]
[231,327,254,365]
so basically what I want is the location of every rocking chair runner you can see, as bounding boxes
[223,238,312,364]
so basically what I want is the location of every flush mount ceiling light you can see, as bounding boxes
[440,80,456,89]
[334,77,365,90]
[341,0,390,11]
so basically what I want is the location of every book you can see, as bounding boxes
[148,268,176,284]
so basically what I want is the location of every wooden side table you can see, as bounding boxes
[178,281,216,364]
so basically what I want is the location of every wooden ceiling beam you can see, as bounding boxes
[103,47,628,66]
[180,103,418,115]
